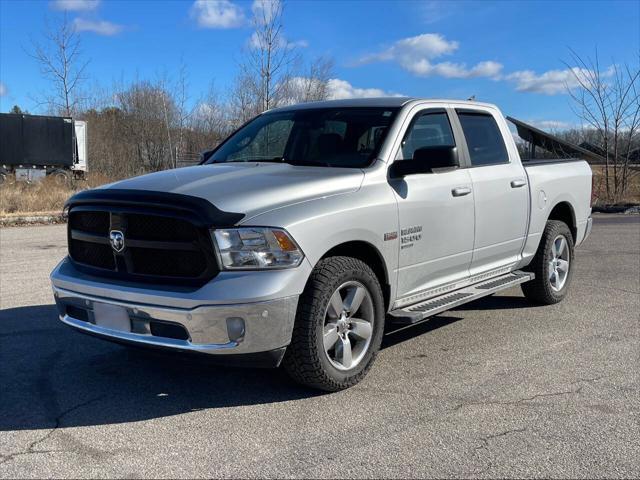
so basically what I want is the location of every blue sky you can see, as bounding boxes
[0,0,638,129]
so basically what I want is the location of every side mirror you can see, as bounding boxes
[199,149,215,164]
[389,145,459,178]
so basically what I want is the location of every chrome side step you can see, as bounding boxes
[388,271,534,325]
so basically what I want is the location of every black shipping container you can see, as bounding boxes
[0,113,74,167]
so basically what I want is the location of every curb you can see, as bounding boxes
[0,214,66,227]
[592,204,640,214]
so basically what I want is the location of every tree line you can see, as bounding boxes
[18,1,334,179]
[10,1,640,202]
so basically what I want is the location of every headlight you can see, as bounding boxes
[211,227,304,270]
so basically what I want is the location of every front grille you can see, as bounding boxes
[126,214,198,242]
[69,238,116,270]
[70,211,110,235]
[67,208,218,285]
[129,247,206,277]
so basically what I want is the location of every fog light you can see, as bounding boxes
[226,317,245,343]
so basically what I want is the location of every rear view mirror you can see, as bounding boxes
[389,145,459,177]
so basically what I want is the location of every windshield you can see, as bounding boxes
[206,107,400,168]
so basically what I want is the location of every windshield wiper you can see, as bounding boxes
[253,157,286,163]
[212,156,286,164]
[288,160,332,167]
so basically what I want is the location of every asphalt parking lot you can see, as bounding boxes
[0,214,638,479]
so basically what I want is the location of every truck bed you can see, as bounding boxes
[520,158,593,261]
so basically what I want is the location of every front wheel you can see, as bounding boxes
[283,256,385,391]
[521,220,574,304]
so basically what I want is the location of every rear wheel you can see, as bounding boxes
[50,169,70,186]
[522,220,574,304]
[283,256,384,391]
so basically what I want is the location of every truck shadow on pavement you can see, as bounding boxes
[0,296,521,431]
[451,294,536,311]
[1,304,321,432]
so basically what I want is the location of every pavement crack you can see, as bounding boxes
[472,428,528,474]
[570,375,605,385]
[582,284,640,295]
[454,386,585,411]
[0,396,103,466]
[453,375,609,413]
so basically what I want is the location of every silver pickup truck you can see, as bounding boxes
[51,98,593,391]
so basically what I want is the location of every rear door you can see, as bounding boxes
[391,108,475,302]
[454,109,528,276]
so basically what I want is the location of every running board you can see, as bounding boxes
[388,271,534,325]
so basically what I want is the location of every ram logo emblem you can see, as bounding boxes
[109,230,125,253]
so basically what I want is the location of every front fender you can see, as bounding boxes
[243,184,400,299]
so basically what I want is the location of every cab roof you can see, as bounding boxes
[267,97,496,112]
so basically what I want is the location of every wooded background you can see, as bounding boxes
[8,0,640,203]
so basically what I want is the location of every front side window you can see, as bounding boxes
[207,107,399,168]
[399,111,455,160]
[457,112,509,166]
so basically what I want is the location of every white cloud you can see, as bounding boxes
[359,33,503,79]
[51,0,100,11]
[248,31,307,50]
[361,33,456,64]
[288,39,308,49]
[412,60,503,79]
[190,0,245,29]
[0,82,6,97]
[252,0,280,25]
[421,1,455,24]
[506,66,615,95]
[326,79,404,100]
[73,18,124,36]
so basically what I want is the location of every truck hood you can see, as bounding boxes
[101,163,364,222]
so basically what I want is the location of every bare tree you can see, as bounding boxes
[173,60,191,167]
[283,56,334,104]
[566,49,640,202]
[230,0,298,117]
[30,14,89,116]
[115,79,178,173]
[228,72,260,126]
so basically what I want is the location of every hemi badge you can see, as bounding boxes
[384,232,398,241]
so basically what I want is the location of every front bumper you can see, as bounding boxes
[52,285,298,364]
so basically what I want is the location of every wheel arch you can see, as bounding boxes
[547,201,577,242]
[319,240,391,311]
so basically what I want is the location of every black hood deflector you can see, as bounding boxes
[65,188,245,227]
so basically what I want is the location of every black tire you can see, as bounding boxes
[521,220,574,305]
[50,169,70,186]
[282,256,385,392]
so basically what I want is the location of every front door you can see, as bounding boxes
[391,109,475,304]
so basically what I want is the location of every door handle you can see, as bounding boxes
[510,179,527,188]
[452,187,472,197]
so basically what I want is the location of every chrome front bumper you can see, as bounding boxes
[53,285,298,358]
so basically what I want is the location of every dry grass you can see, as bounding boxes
[0,173,114,216]
[1,166,638,217]
[591,166,640,205]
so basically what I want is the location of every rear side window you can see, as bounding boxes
[457,112,509,166]
[400,111,455,160]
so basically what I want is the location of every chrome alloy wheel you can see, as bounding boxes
[322,281,375,371]
[549,234,570,292]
